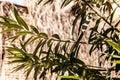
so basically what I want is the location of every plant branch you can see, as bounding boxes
[82,0,114,28]
[86,65,115,71]
[36,34,89,44]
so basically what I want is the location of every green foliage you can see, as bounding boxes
[106,39,120,53]
[1,8,100,80]
[58,76,80,80]
[1,0,120,80]
[106,39,120,72]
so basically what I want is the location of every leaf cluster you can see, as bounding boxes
[1,0,120,80]
[0,8,106,80]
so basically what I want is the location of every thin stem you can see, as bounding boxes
[39,35,89,44]
[51,38,89,44]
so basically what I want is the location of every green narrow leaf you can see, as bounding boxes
[115,19,120,27]
[52,34,60,40]
[0,16,16,23]
[78,5,86,34]
[102,53,120,59]
[14,8,19,17]
[93,18,101,31]
[29,37,39,44]
[39,70,46,78]
[72,58,85,65]
[46,44,52,60]
[58,76,80,80]
[77,32,84,43]
[78,17,85,34]
[62,42,67,53]
[70,44,80,60]
[43,0,53,5]
[38,0,43,4]
[12,64,26,72]
[106,39,120,53]
[52,65,62,73]
[38,33,48,38]
[61,0,72,8]
[0,22,23,29]
[56,54,66,60]
[61,0,67,8]
[8,59,26,64]
[75,44,80,58]
[47,39,53,47]
[20,37,33,52]
[102,28,112,36]
[17,31,33,35]
[88,30,94,43]
[89,44,97,55]
[30,25,39,34]
[25,65,34,80]
[55,42,60,54]
[34,65,41,80]
[111,60,120,64]
[20,40,26,52]
[72,5,85,35]
[33,40,43,55]
[8,35,19,42]
[17,16,29,30]
[7,46,26,55]
[110,8,117,23]
[23,36,33,48]
[70,32,83,58]
[0,28,15,33]
[14,8,29,30]
[39,40,47,56]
